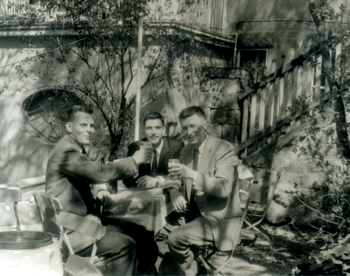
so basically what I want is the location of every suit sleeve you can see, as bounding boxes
[123,141,141,187]
[60,148,138,184]
[173,140,184,159]
[194,146,239,199]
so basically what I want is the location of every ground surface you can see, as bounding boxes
[156,223,315,276]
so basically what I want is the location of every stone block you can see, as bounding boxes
[211,93,230,109]
[222,124,237,142]
[201,107,211,121]
[199,90,240,110]
[207,123,222,139]
[198,91,213,108]
[222,124,238,143]
[224,94,240,110]
[210,109,239,125]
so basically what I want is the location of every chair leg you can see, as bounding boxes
[198,254,217,276]
[245,220,274,251]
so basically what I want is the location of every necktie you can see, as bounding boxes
[151,149,158,176]
[188,148,199,213]
[192,148,199,171]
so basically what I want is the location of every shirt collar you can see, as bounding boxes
[65,134,86,153]
[154,139,163,155]
[197,135,207,156]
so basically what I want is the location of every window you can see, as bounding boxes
[22,90,82,143]
[239,50,267,86]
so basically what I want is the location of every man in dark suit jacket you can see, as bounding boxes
[124,112,184,189]
[45,105,152,276]
[168,106,240,275]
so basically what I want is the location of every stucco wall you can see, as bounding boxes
[0,97,54,183]
[0,34,241,183]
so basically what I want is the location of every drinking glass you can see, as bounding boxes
[140,141,152,163]
[168,159,180,180]
[168,159,188,212]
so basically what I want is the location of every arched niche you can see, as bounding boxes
[22,89,82,143]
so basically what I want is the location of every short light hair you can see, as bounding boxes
[179,106,206,121]
[67,105,94,123]
[143,112,165,126]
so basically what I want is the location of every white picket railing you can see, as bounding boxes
[238,55,328,154]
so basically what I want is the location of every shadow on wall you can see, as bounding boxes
[0,98,54,184]
[141,77,242,143]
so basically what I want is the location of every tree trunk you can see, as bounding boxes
[333,84,350,161]
[309,0,350,163]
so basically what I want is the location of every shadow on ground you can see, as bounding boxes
[156,223,316,275]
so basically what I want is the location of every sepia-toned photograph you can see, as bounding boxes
[0,0,349,275]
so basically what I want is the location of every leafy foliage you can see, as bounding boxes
[3,0,206,159]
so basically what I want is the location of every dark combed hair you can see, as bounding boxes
[67,105,94,122]
[143,112,165,126]
[179,106,206,121]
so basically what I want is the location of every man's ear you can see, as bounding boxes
[203,120,208,131]
[66,122,72,133]
[162,125,166,136]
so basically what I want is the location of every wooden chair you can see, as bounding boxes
[0,185,22,231]
[243,170,282,250]
[195,170,255,275]
[34,193,106,276]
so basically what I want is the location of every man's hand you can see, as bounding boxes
[168,163,197,179]
[136,175,158,190]
[169,189,187,212]
[132,146,152,165]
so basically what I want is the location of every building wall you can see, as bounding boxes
[227,0,318,75]
[0,97,54,183]
[0,34,239,183]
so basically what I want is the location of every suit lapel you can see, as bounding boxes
[159,137,170,170]
[198,135,213,174]
[182,145,195,202]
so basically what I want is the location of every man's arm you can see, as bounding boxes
[61,148,138,184]
[194,148,239,198]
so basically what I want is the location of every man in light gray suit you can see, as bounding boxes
[167,106,240,275]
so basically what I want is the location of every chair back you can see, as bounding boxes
[34,193,104,275]
[0,186,21,231]
[34,193,62,236]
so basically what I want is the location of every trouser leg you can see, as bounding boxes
[168,217,214,276]
[77,225,136,276]
[102,218,158,274]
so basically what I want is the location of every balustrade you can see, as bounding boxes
[238,55,328,153]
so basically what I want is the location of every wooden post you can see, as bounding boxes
[135,16,143,141]
[273,78,279,123]
[278,77,284,121]
[250,92,257,137]
[268,83,275,127]
[302,60,313,98]
[258,89,266,131]
[296,65,303,98]
[314,55,322,99]
[241,97,249,143]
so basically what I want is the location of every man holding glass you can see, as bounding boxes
[45,105,153,275]
[167,106,241,276]
[124,112,184,189]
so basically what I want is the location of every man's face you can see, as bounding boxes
[144,119,165,148]
[66,111,95,146]
[180,114,207,148]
